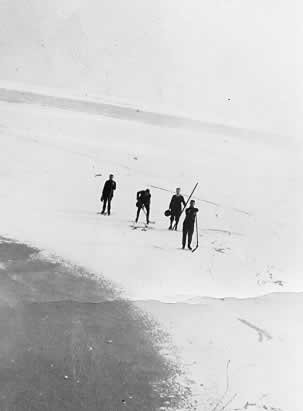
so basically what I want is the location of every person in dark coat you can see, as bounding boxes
[136,189,151,224]
[100,174,116,215]
[169,187,186,230]
[182,200,198,250]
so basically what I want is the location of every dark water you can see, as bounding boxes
[0,237,191,411]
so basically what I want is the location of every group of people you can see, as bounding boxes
[100,174,199,250]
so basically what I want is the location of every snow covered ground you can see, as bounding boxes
[138,293,303,411]
[0,89,302,409]
[0,89,302,300]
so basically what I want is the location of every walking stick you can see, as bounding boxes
[173,182,199,229]
[192,215,199,253]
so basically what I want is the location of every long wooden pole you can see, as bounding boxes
[173,182,199,229]
[192,215,199,253]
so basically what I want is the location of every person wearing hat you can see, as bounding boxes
[168,188,186,230]
[100,174,116,215]
[135,188,151,224]
[182,200,198,250]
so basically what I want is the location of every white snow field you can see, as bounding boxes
[1,1,302,409]
[0,90,302,300]
[138,293,303,411]
[0,90,302,410]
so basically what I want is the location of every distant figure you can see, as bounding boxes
[182,200,199,250]
[169,187,186,230]
[100,174,116,215]
[136,189,151,224]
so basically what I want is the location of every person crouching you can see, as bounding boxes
[136,189,151,224]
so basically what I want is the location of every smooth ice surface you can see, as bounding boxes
[0,91,302,302]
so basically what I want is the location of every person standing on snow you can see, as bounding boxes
[168,187,186,230]
[100,174,116,215]
[182,200,199,250]
[136,189,151,224]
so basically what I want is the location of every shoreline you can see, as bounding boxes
[0,236,191,410]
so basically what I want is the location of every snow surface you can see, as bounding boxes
[0,91,302,301]
[138,293,303,411]
[0,90,302,409]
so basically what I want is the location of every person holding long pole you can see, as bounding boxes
[182,200,199,250]
[168,188,186,230]
[173,182,198,230]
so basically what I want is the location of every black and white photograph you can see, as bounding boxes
[0,1,301,410]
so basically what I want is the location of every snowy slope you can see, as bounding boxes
[0,91,302,301]
[1,1,302,408]
[138,293,303,411]
[0,91,302,410]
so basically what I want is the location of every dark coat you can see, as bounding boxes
[137,190,151,207]
[183,207,199,228]
[101,180,116,200]
[169,194,186,213]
